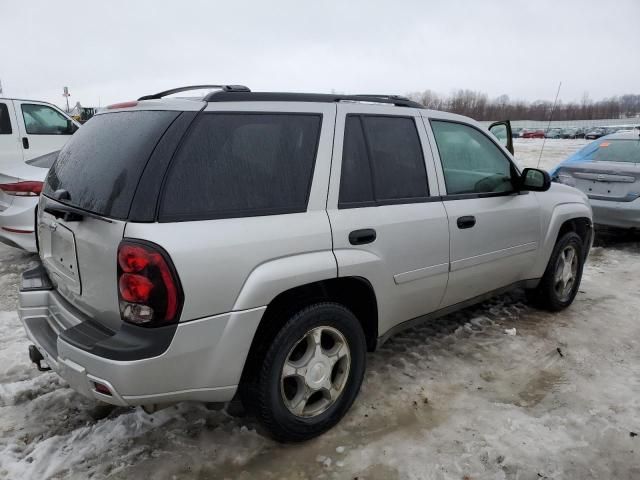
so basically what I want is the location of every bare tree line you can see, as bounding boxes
[406,90,640,121]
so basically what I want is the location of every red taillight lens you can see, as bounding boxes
[118,245,151,273]
[117,240,182,327]
[119,274,154,302]
[0,181,43,197]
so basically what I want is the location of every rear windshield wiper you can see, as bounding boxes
[43,203,113,223]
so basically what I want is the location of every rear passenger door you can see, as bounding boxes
[327,104,449,337]
[425,116,541,307]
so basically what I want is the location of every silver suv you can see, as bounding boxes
[18,85,593,442]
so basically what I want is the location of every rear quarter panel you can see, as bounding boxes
[124,102,338,320]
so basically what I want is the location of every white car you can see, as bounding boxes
[0,151,57,250]
[0,98,79,251]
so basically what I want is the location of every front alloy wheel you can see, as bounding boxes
[553,245,578,302]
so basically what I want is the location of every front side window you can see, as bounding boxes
[160,113,322,221]
[21,104,74,135]
[339,115,429,208]
[0,103,12,134]
[431,120,514,195]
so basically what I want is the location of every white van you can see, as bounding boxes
[0,98,79,167]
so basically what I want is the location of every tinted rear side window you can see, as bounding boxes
[339,115,429,208]
[159,113,321,222]
[0,103,11,134]
[45,111,179,219]
[338,116,374,206]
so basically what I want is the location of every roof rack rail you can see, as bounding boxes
[202,91,424,108]
[138,85,251,101]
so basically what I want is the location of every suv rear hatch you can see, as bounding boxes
[38,109,180,330]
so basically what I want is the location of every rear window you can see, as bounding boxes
[592,139,640,163]
[45,111,179,218]
[159,113,321,222]
[0,103,11,134]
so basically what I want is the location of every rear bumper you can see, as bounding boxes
[18,264,265,406]
[590,197,640,229]
[0,196,37,252]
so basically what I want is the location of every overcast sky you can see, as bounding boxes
[2,0,638,109]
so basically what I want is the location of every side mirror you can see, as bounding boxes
[520,168,551,192]
[488,120,514,155]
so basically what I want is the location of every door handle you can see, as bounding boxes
[22,137,29,149]
[457,215,476,229]
[349,228,376,245]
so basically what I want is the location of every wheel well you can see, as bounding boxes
[557,217,592,250]
[239,277,378,386]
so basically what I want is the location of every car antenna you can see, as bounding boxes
[536,81,562,169]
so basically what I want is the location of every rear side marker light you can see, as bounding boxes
[0,181,43,197]
[117,240,183,327]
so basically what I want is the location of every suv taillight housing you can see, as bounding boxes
[117,240,183,327]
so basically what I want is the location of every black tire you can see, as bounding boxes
[527,231,585,311]
[243,302,366,442]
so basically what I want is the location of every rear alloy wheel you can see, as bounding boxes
[245,302,366,442]
[280,326,351,417]
[527,231,585,311]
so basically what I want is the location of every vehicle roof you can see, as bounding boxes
[0,97,67,110]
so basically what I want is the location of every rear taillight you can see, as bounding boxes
[117,240,183,327]
[0,181,43,197]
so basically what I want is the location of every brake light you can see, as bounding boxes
[0,181,43,197]
[107,101,138,109]
[117,240,183,326]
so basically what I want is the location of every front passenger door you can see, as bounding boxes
[427,118,541,307]
[14,101,78,161]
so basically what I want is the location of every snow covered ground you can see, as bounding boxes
[1,140,639,480]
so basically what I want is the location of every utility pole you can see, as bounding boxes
[63,86,71,113]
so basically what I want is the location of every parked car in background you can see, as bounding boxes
[511,127,523,138]
[19,85,592,442]
[561,128,579,139]
[521,129,545,138]
[551,132,640,229]
[0,151,58,251]
[0,98,79,251]
[545,128,564,139]
[585,128,607,140]
[1,98,79,167]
